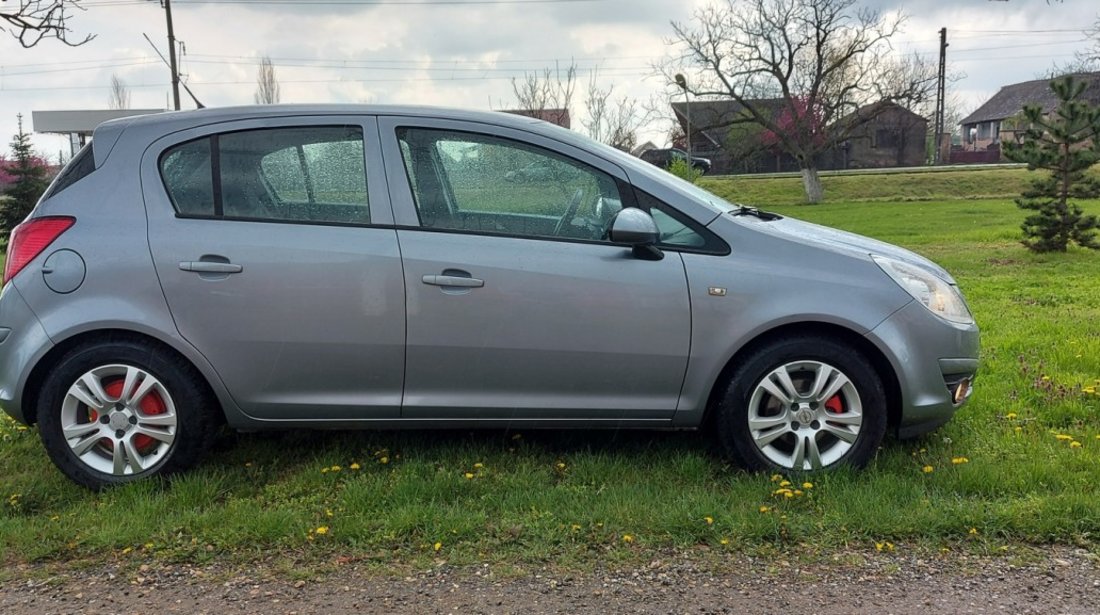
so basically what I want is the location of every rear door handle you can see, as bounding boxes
[422,274,484,288]
[179,261,243,274]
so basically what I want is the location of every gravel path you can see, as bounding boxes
[2,547,1098,614]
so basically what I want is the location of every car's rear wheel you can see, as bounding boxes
[37,340,219,490]
[715,335,886,472]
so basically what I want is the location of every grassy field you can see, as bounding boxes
[700,166,1100,207]
[2,172,1099,572]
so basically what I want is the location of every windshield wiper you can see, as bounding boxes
[728,205,782,221]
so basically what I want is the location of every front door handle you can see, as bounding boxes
[422,274,484,288]
[179,261,243,274]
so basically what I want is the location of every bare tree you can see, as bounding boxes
[582,70,655,152]
[509,61,576,127]
[108,74,131,110]
[254,56,281,105]
[1,0,91,47]
[665,0,925,202]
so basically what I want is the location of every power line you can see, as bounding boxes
[0,71,657,91]
[84,0,610,5]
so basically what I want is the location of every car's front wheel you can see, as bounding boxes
[715,335,887,472]
[37,340,219,490]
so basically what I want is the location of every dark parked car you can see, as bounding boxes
[0,105,978,489]
[639,148,712,173]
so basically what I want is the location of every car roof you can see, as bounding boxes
[90,105,563,165]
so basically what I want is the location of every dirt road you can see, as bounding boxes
[2,547,1097,614]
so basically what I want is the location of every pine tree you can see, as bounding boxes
[1,115,51,244]
[1002,76,1100,253]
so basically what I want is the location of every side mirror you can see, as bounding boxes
[607,208,663,260]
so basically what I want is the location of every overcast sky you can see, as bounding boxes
[1,0,1097,160]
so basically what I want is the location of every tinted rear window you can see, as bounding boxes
[43,143,95,199]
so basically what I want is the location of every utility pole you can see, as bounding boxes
[934,27,947,165]
[164,0,181,111]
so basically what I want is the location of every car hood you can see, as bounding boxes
[734,213,957,284]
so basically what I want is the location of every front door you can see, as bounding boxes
[142,117,405,420]
[380,119,692,420]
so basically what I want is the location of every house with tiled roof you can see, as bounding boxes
[959,72,1100,150]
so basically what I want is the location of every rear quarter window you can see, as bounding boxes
[42,143,96,199]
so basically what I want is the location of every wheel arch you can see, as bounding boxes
[701,321,902,432]
[21,328,225,426]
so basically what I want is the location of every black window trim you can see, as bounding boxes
[210,134,224,217]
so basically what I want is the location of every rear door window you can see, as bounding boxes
[159,125,369,224]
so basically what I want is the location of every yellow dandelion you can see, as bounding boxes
[349,463,361,470]
[968,527,978,535]
[951,457,969,465]
[1014,426,1023,433]
[793,489,803,496]
[720,538,730,545]
[1095,435,1100,440]
[922,465,934,474]
[325,509,334,518]
[704,516,714,525]
[330,465,341,472]
[321,467,329,474]
[1041,375,1050,381]
[802,482,813,489]
[875,542,885,552]
[885,542,895,552]
[121,546,133,554]
[759,506,770,513]
[379,456,389,464]
[434,542,442,552]
[464,472,474,479]
[622,534,634,543]
[571,524,581,531]
[783,491,794,498]
[143,542,154,549]
[315,526,329,535]
[1005,412,1018,420]
[779,480,791,487]
[1070,441,1082,448]
[474,462,484,469]
[770,474,782,482]
[1055,434,1073,441]
[244,462,253,468]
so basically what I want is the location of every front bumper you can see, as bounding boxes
[865,300,980,439]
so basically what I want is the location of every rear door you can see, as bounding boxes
[379,116,693,420]
[141,116,405,420]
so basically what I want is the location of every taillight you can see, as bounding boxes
[3,216,75,286]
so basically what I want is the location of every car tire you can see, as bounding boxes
[37,340,220,490]
[715,335,886,473]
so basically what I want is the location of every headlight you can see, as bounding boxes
[872,255,974,325]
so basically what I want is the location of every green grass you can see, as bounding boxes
[699,166,1100,207]
[2,174,1100,571]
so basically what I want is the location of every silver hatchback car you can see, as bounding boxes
[0,106,979,489]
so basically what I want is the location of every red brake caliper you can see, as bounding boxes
[825,394,844,414]
[103,378,167,453]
